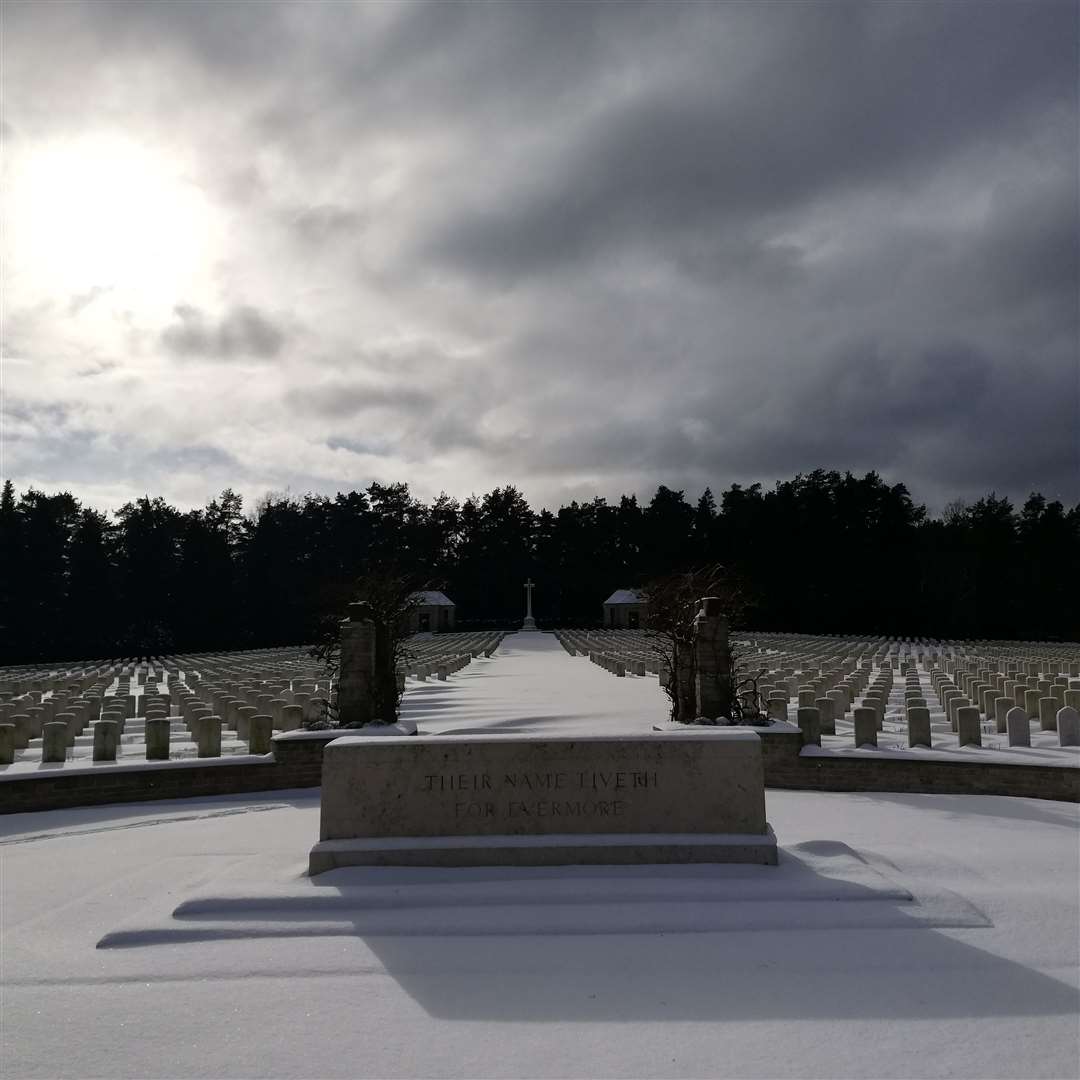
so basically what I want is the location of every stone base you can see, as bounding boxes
[520,617,538,630]
[309,827,778,873]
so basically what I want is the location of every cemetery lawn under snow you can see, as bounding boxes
[3,633,1078,1078]
[3,785,1078,1079]
[7,632,1076,775]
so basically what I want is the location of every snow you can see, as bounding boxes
[602,589,645,605]
[801,741,1078,768]
[3,787,1077,1079]
[2,633,1079,1078]
[399,631,675,736]
[0,752,274,781]
[411,590,455,606]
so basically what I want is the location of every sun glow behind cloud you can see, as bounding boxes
[0,1,1075,513]
[4,133,216,315]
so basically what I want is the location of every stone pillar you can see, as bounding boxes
[853,707,877,747]
[1057,706,1080,747]
[766,697,787,722]
[145,718,171,760]
[337,602,376,727]
[93,720,119,761]
[693,597,730,721]
[41,722,67,763]
[1006,707,1030,747]
[280,704,303,731]
[906,706,932,748]
[248,714,273,754]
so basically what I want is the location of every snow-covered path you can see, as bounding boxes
[3,788,1077,1079]
[400,631,671,735]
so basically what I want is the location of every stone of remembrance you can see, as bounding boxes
[309,729,777,871]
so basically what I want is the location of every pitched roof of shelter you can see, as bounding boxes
[411,590,455,606]
[603,589,645,605]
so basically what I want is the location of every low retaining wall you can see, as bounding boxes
[757,728,1079,802]
[1,727,1076,815]
[0,733,329,815]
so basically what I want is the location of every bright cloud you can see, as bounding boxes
[1,1,1076,513]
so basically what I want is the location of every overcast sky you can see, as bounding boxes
[2,0,1077,515]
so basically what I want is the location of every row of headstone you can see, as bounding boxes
[553,626,1080,750]
[402,633,505,681]
[0,630,510,764]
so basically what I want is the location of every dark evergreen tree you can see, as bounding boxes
[0,470,1076,661]
[113,496,182,657]
[67,506,118,657]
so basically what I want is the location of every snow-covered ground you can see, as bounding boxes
[401,631,675,736]
[3,785,1077,1079]
[2,633,1078,1079]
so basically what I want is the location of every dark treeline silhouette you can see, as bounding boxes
[1,470,1077,663]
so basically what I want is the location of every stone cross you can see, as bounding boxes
[522,579,537,630]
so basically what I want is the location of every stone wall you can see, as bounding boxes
[1,727,1076,816]
[756,728,1079,802]
[603,603,645,629]
[0,732,329,815]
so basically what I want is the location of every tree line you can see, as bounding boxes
[1,470,1077,664]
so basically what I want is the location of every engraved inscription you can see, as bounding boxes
[420,768,659,820]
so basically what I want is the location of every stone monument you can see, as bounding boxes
[309,729,777,872]
[521,578,537,630]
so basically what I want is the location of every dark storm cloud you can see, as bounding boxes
[160,304,285,361]
[3,0,1077,512]
[674,340,1080,507]
[424,3,1077,282]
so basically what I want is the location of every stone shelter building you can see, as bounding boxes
[407,591,457,633]
[603,589,647,629]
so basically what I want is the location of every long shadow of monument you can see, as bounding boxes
[356,924,1079,1023]
[109,843,1080,1024]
